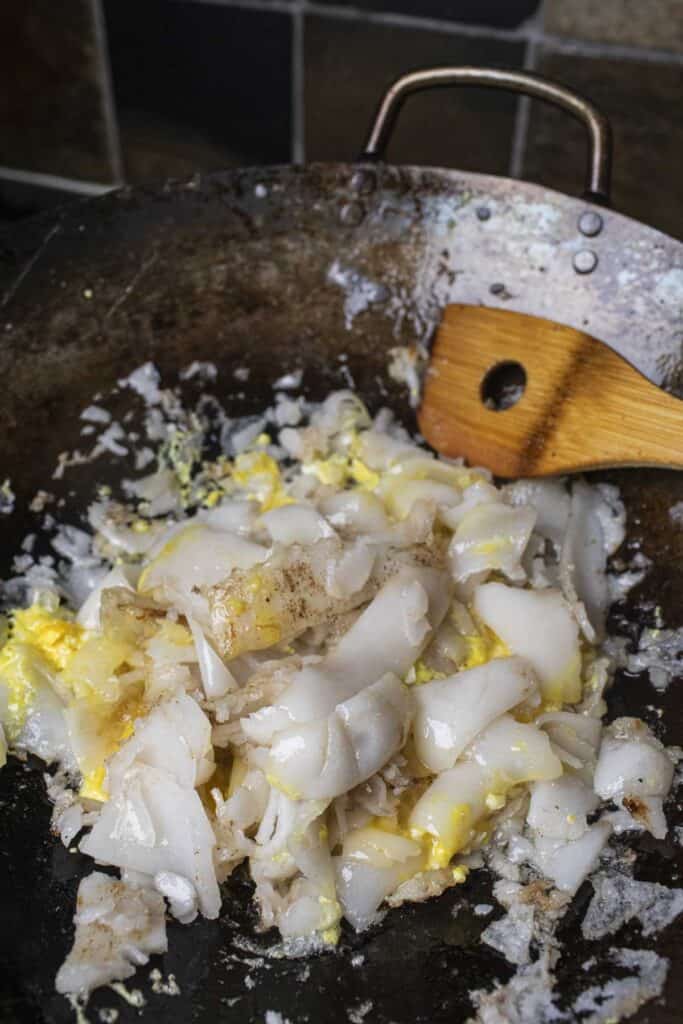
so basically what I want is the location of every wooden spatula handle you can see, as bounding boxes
[418,304,683,478]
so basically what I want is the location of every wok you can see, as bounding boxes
[1,68,682,1024]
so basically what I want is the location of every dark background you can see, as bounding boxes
[0,2,682,230]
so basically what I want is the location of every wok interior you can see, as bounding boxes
[1,163,683,1023]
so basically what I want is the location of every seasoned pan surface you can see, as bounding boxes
[1,164,683,1023]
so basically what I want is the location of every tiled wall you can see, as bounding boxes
[1,0,682,237]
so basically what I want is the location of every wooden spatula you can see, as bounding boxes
[417,304,682,478]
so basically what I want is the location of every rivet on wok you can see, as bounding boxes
[476,206,491,221]
[578,211,603,237]
[573,249,598,274]
[340,201,365,227]
[350,169,377,195]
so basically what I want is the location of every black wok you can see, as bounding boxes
[1,69,682,1024]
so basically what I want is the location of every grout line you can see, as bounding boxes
[0,166,115,196]
[291,4,305,163]
[191,0,683,67]
[536,32,683,66]
[176,0,297,13]
[508,38,538,180]
[301,2,529,41]
[90,0,125,184]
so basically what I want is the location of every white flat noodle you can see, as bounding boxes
[559,481,609,639]
[325,540,376,600]
[5,383,676,1003]
[154,870,199,924]
[533,820,612,893]
[56,872,167,996]
[409,761,489,864]
[277,818,340,938]
[593,718,674,838]
[12,677,76,771]
[383,479,461,520]
[260,504,336,546]
[188,618,236,699]
[503,479,570,548]
[199,500,259,535]
[245,567,451,741]
[467,715,564,784]
[536,711,602,763]
[208,537,376,659]
[80,763,220,918]
[439,480,501,530]
[219,768,270,831]
[76,565,135,630]
[139,524,267,623]
[267,673,412,799]
[107,692,214,793]
[527,775,598,840]
[355,430,423,471]
[473,582,581,704]
[310,390,370,436]
[334,826,424,930]
[409,717,562,867]
[412,657,539,772]
[448,504,536,584]
[319,491,390,534]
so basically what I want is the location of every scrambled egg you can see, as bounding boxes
[303,452,379,492]
[0,606,85,738]
[232,451,293,511]
[0,604,143,801]
[12,605,85,672]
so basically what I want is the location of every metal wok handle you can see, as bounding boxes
[360,66,613,205]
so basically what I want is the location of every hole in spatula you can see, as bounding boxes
[481,361,526,411]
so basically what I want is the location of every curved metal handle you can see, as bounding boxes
[360,66,612,205]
